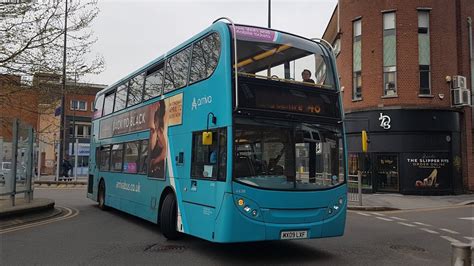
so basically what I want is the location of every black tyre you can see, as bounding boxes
[160,193,180,240]
[98,180,107,210]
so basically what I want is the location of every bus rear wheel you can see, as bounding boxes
[98,180,107,210]
[160,193,180,240]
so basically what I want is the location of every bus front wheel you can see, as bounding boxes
[98,180,107,210]
[160,193,180,240]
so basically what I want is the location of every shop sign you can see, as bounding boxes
[404,153,451,190]
[379,113,391,130]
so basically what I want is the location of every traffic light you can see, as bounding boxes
[361,130,368,152]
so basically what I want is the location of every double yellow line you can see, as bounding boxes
[0,206,79,234]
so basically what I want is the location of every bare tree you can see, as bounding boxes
[0,0,104,78]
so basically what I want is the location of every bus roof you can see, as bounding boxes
[96,21,228,97]
[96,21,332,98]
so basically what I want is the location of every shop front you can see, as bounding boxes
[345,109,462,195]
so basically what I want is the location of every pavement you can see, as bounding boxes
[348,192,474,211]
[0,197,55,218]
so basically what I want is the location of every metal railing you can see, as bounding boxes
[348,171,362,206]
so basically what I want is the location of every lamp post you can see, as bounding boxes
[60,0,68,178]
[268,0,271,28]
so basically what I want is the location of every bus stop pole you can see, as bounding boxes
[74,138,78,181]
[11,119,19,206]
[25,126,34,202]
[357,170,363,206]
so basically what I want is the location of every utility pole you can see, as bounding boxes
[59,0,68,181]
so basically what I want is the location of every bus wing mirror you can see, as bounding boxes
[202,132,213,145]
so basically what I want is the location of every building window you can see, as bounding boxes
[333,38,341,56]
[353,19,362,100]
[70,100,87,111]
[72,123,91,138]
[383,12,397,97]
[418,11,431,95]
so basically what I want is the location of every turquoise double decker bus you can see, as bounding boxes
[87,19,347,243]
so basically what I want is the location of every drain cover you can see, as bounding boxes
[390,244,426,253]
[144,244,186,253]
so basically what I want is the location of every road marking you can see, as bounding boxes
[376,217,393,222]
[0,206,79,234]
[440,236,461,243]
[398,222,416,227]
[439,228,459,235]
[372,213,386,217]
[389,216,407,221]
[413,222,431,227]
[459,217,474,221]
[381,205,471,214]
[420,228,439,234]
[356,212,371,217]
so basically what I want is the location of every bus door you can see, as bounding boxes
[180,128,227,240]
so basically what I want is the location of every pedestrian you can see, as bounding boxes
[61,157,72,180]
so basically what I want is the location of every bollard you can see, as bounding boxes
[451,242,471,266]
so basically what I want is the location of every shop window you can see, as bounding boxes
[191,128,227,180]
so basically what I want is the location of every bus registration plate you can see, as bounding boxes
[280,230,308,240]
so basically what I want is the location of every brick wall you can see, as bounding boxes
[324,0,474,191]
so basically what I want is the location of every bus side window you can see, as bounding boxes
[191,128,227,180]
[138,140,149,175]
[189,32,220,84]
[164,46,192,93]
[123,142,139,174]
[99,145,111,171]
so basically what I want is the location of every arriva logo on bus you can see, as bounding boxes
[191,96,212,110]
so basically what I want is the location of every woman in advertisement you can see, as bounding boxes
[148,101,167,178]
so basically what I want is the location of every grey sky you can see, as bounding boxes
[85,0,337,85]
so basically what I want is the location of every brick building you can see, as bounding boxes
[323,0,473,194]
[33,74,106,176]
[0,73,106,176]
